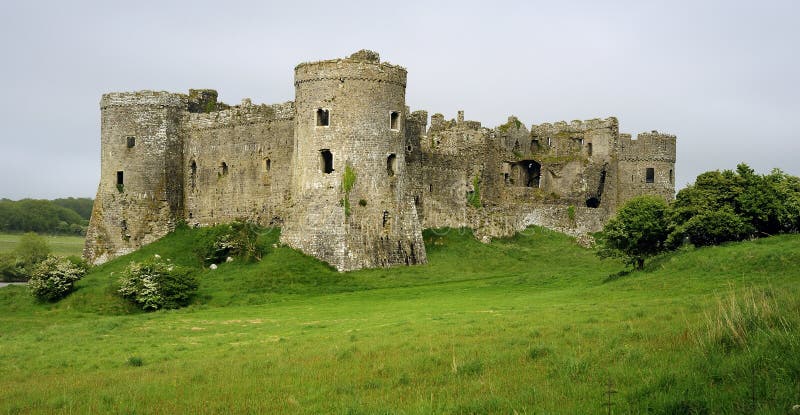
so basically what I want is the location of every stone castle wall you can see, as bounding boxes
[85,50,677,270]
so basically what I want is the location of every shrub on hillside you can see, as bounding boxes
[668,208,754,247]
[28,256,86,301]
[118,258,198,310]
[197,221,263,265]
[597,195,670,269]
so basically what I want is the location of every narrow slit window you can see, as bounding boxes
[382,211,390,227]
[316,108,330,127]
[587,143,593,156]
[646,167,655,183]
[669,169,674,184]
[126,136,135,148]
[387,154,397,177]
[221,162,229,176]
[390,111,400,130]
[190,161,197,189]
[116,171,124,185]
[320,149,333,174]
[264,158,271,172]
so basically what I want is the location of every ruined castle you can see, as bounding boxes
[85,50,676,271]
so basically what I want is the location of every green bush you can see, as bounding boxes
[597,195,670,269]
[197,221,263,265]
[0,233,51,281]
[0,253,24,282]
[669,208,754,247]
[13,233,50,267]
[118,257,198,310]
[28,256,86,301]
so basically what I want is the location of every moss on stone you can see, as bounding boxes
[466,175,481,209]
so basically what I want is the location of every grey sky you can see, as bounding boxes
[1,0,797,199]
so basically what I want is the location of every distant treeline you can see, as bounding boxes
[0,198,93,235]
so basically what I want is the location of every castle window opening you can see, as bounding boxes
[116,171,124,186]
[126,136,135,148]
[429,184,433,193]
[382,210,390,227]
[512,160,540,188]
[390,111,400,130]
[190,161,197,189]
[316,108,329,127]
[264,158,271,172]
[530,139,539,152]
[221,162,229,176]
[320,149,334,174]
[587,143,593,156]
[586,197,600,208]
[669,169,674,184]
[547,137,552,147]
[387,154,397,177]
[646,167,654,183]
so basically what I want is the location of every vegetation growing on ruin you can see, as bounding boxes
[497,117,523,133]
[341,165,357,217]
[0,225,798,413]
[466,175,481,209]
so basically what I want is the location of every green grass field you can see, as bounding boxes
[1,226,798,413]
[0,233,85,257]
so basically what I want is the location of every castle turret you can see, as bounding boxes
[615,131,677,207]
[281,50,427,271]
[84,91,187,264]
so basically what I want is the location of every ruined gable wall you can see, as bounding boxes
[183,101,295,227]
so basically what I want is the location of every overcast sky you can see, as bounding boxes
[1,0,797,199]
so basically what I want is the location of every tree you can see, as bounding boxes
[598,195,670,269]
[13,233,50,268]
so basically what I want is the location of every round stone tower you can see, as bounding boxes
[281,50,427,271]
[84,91,186,264]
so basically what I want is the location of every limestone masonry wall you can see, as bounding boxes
[85,50,677,270]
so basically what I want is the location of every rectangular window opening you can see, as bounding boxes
[646,167,655,183]
[320,149,333,174]
[587,142,593,156]
[126,136,135,148]
[116,171,124,185]
[316,108,330,127]
[390,111,400,130]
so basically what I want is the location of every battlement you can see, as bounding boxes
[294,50,407,87]
[100,91,187,109]
[619,130,676,162]
[530,116,618,135]
[185,100,294,130]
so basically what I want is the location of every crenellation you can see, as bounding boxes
[86,50,677,270]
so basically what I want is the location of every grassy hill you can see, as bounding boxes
[0,226,798,413]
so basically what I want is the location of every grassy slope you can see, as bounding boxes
[0,233,85,257]
[0,227,798,414]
